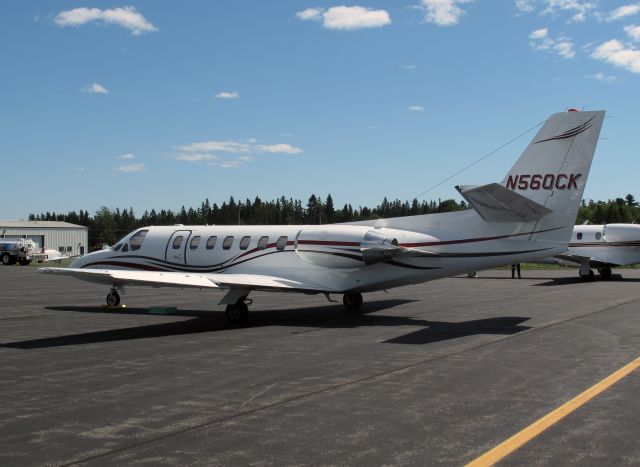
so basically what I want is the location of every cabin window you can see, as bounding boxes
[173,236,184,249]
[276,236,288,251]
[223,236,234,250]
[121,244,129,252]
[239,236,251,250]
[190,236,201,250]
[577,232,582,240]
[112,244,122,251]
[130,230,148,251]
[258,236,269,250]
[206,236,217,250]
[59,246,64,252]
[595,232,602,240]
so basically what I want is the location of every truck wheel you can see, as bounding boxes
[19,258,31,266]
[1,254,11,265]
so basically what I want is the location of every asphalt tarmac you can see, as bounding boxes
[1,266,639,466]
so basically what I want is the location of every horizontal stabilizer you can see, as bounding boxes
[456,183,552,223]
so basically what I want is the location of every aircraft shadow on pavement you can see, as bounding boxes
[383,316,531,344]
[0,301,530,349]
[531,274,637,286]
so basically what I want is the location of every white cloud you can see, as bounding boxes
[592,39,640,73]
[54,6,158,35]
[296,8,323,21]
[408,105,425,111]
[175,139,303,168]
[542,0,597,22]
[296,6,391,30]
[254,143,303,154]
[418,0,473,27]
[75,167,86,172]
[625,24,640,42]
[82,83,109,94]
[174,154,220,162]
[179,141,252,153]
[215,91,239,99]
[607,4,640,21]
[401,64,417,70]
[529,28,548,39]
[529,28,575,58]
[116,163,148,173]
[515,0,536,13]
[179,140,303,155]
[115,153,136,160]
[555,40,576,58]
[586,72,618,82]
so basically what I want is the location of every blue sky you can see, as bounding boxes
[2,1,639,220]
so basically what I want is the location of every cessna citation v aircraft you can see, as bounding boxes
[41,110,605,323]
[550,223,640,280]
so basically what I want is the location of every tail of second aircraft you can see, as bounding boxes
[499,109,605,243]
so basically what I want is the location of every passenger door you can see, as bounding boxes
[165,230,191,264]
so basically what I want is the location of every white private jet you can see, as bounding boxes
[41,110,605,323]
[550,223,640,280]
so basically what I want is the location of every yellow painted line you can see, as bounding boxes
[466,356,640,467]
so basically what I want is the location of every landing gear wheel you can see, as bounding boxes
[1,254,11,265]
[343,292,364,311]
[467,271,477,278]
[106,290,121,306]
[226,301,249,324]
[598,267,612,280]
[580,270,595,281]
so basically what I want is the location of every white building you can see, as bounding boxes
[0,221,88,256]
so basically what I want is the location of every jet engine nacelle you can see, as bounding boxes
[295,226,403,269]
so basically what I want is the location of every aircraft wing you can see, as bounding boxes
[39,268,329,293]
[554,254,618,268]
[456,183,552,223]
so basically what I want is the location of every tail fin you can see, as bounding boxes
[501,110,605,243]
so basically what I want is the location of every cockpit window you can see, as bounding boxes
[112,244,123,252]
[130,230,148,251]
[173,236,184,249]
[121,244,129,252]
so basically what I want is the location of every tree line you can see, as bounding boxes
[29,193,640,249]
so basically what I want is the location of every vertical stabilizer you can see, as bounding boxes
[501,110,605,243]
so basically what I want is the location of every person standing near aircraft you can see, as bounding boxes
[511,263,521,279]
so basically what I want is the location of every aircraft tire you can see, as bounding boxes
[580,270,595,281]
[343,292,363,311]
[1,254,11,266]
[598,267,612,280]
[106,291,121,306]
[226,302,248,324]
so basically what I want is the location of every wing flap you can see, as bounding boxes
[456,183,552,223]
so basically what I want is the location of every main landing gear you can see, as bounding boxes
[598,266,613,280]
[225,299,250,324]
[579,264,614,281]
[343,292,363,311]
[106,288,121,306]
